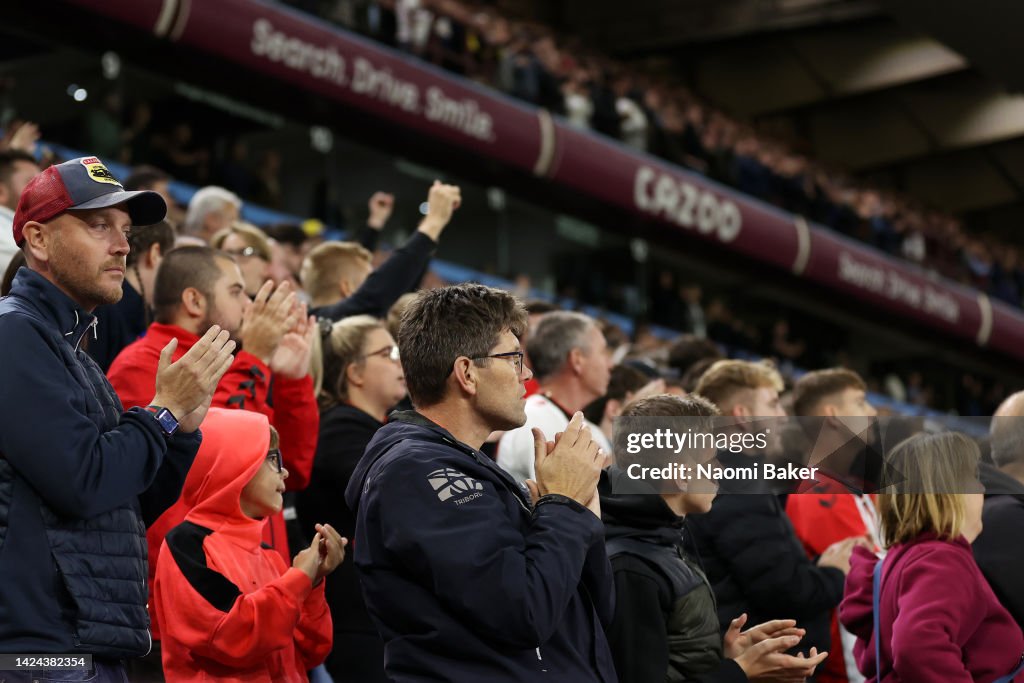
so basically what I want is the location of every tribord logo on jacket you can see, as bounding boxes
[428,468,484,504]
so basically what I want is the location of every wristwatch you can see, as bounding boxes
[144,405,179,437]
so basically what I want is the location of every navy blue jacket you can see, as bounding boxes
[344,411,618,682]
[0,268,200,657]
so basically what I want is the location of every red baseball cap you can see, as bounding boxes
[13,156,167,245]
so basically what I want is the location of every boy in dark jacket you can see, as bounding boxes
[604,395,827,682]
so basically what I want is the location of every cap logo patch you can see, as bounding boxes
[80,157,123,187]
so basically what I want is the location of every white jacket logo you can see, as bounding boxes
[428,468,484,503]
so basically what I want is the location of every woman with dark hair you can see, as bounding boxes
[296,314,406,683]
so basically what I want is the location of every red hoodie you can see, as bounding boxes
[839,536,1024,682]
[108,322,318,638]
[153,408,331,682]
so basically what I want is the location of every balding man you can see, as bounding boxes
[973,391,1024,629]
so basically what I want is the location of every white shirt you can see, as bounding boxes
[616,97,648,150]
[565,93,593,130]
[497,393,610,484]
[0,206,18,280]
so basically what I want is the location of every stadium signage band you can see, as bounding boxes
[250,19,496,142]
[836,251,959,323]
[633,165,742,243]
[61,0,1024,361]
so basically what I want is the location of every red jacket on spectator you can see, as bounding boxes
[153,408,330,682]
[787,491,879,683]
[840,536,1024,682]
[107,322,318,637]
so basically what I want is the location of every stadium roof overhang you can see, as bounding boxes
[551,0,1024,239]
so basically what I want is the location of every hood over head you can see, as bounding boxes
[182,408,272,543]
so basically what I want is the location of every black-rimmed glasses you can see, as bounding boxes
[360,344,401,362]
[265,448,283,473]
[475,351,525,375]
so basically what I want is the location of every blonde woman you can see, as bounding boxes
[212,221,272,297]
[840,432,1024,682]
[296,315,406,683]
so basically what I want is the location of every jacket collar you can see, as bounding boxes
[599,468,686,547]
[145,321,201,350]
[9,267,97,350]
[375,410,533,508]
[326,402,384,428]
[387,410,479,457]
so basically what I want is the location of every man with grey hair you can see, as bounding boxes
[182,185,241,243]
[973,391,1024,629]
[498,310,612,483]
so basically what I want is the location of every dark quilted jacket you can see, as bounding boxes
[0,268,200,657]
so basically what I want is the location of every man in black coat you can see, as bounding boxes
[974,391,1024,630]
[685,360,853,656]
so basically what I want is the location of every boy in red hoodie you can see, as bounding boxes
[153,408,345,682]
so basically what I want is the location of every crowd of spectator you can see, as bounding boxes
[2,152,1023,680]
[292,0,1024,310]
[4,0,1020,418]
[0,107,1013,417]
[4,6,1024,682]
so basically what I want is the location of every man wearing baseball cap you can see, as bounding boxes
[0,156,236,680]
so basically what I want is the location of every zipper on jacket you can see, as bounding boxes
[75,317,98,351]
[53,558,81,647]
[536,647,547,673]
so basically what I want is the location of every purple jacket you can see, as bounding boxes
[840,534,1024,682]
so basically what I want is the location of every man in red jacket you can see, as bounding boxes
[787,368,880,683]
[107,246,318,650]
